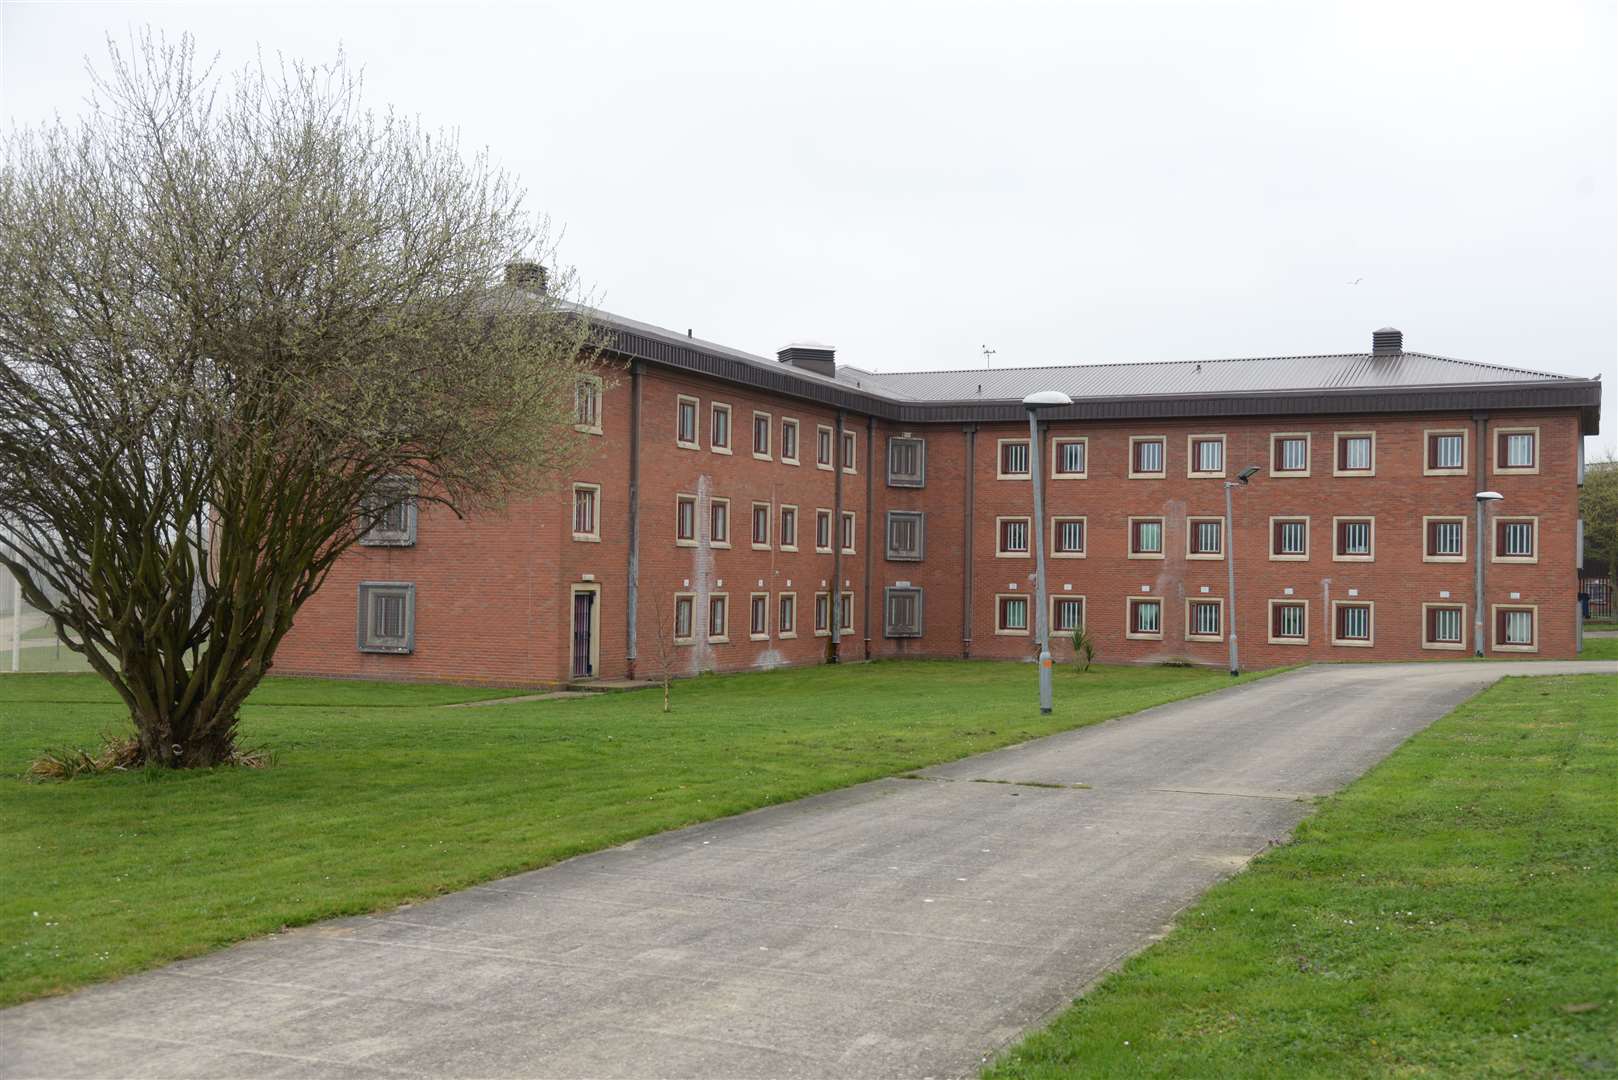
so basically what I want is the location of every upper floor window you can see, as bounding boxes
[675,494,697,546]
[359,477,417,547]
[709,498,731,548]
[1270,517,1308,560]
[1494,428,1539,474]
[676,396,700,448]
[779,505,798,551]
[998,439,1030,479]
[841,430,858,473]
[816,426,834,470]
[574,376,603,434]
[751,502,771,549]
[1052,437,1088,479]
[571,484,600,541]
[815,509,832,553]
[781,419,800,464]
[1187,435,1226,477]
[1129,517,1164,558]
[1271,433,1310,476]
[1051,516,1086,557]
[710,403,732,453]
[887,436,926,487]
[1187,517,1224,558]
[886,511,925,561]
[997,516,1030,557]
[1423,517,1465,561]
[884,587,923,639]
[1425,429,1467,475]
[1493,517,1538,563]
[1129,436,1166,478]
[752,412,771,459]
[1334,432,1375,475]
[1333,516,1374,560]
[840,510,857,554]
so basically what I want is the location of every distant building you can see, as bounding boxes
[279,279,1603,683]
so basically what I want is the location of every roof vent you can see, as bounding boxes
[1371,327,1403,356]
[777,342,836,379]
[504,260,547,291]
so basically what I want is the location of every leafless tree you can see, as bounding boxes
[0,32,599,766]
[645,592,679,713]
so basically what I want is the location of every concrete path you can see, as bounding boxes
[4,661,1612,1079]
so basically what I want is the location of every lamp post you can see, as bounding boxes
[1474,490,1503,656]
[1223,466,1261,676]
[1022,390,1073,714]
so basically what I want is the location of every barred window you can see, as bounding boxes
[1499,520,1535,558]
[1273,519,1307,557]
[997,595,1029,633]
[1429,433,1464,470]
[1053,518,1086,555]
[1054,439,1087,476]
[884,587,923,638]
[1052,597,1085,632]
[360,478,417,547]
[1500,431,1536,469]
[998,518,1030,555]
[1190,600,1221,637]
[1337,434,1373,472]
[1336,519,1372,557]
[1502,608,1534,645]
[1191,437,1224,474]
[1427,606,1463,645]
[999,440,1030,477]
[357,582,414,653]
[1273,435,1309,473]
[1427,519,1464,557]
[887,437,926,487]
[572,485,599,540]
[1130,598,1162,635]
[1131,518,1164,555]
[1132,438,1165,475]
[1272,602,1307,640]
[1335,603,1372,642]
[886,511,924,561]
[673,595,694,642]
[574,377,602,431]
[1189,519,1223,556]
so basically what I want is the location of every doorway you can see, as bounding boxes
[570,585,599,679]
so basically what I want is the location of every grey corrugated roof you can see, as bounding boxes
[835,351,1580,403]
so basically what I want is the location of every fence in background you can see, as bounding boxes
[1,562,94,674]
[1580,576,1614,620]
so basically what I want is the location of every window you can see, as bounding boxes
[707,593,729,643]
[778,593,797,638]
[1052,437,1088,479]
[1333,517,1374,561]
[781,418,800,464]
[751,502,771,549]
[887,436,926,487]
[886,511,925,561]
[814,592,831,636]
[1270,433,1310,476]
[841,430,858,474]
[1334,432,1375,475]
[1051,517,1086,558]
[996,594,1030,635]
[1492,605,1537,652]
[1129,436,1166,478]
[752,412,772,459]
[1186,598,1223,641]
[1268,600,1309,644]
[676,396,700,448]
[779,505,798,551]
[840,511,857,554]
[1187,435,1226,477]
[1270,517,1309,560]
[709,498,731,548]
[1424,429,1467,475]
[884,587,923,638]
[1494,428,1539,474]
[997,439,1030,479]
[1129,517,1165,558]
[710,403,732,453]
[572,484,600,541]
[815,508,832,553]
[675,494,697,546]
[1423,603,1466,651]
[1332,601,1374,647]
[750,593,770,640]
[673,593,695,644]
[997,516,1030,557]
[1493,517,1538,563]
[573,375,603,434]
[839,591,855,633]
[1187,517,1224,559]
[1052,596,1086,633]
[357,582,415,653]
[1127,597,1163,639]
[359,478,417,547]
[1423,517,1466,562]
[816,425,834,470]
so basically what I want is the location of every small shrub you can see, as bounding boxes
[1070,627,1095,672]
[27,736,271,781]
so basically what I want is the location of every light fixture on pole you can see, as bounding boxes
[1474,490,1503,656]
[1223,465,1261,676]
[1022,390,1073,714]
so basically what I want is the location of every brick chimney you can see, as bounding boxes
[1371,327,1403,356]
[504,260,548,292]
[777,342,836,379]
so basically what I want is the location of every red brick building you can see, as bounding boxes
[278,298,1603,685]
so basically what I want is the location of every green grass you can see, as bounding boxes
[0,660,1274,1007]
[1580,637,1618,661]
[1582,618,1618,631]
[985,673,1618,1079]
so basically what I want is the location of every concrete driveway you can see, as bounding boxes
[4,660,1612,1079]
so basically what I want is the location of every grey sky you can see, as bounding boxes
[4,0,1613,454]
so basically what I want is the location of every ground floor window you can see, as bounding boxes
[1186,598,1222,641]
[357,581,414,653]
[1269,599,1309,644]
[996,594,1029,635]
[1332,601,1374,646]
[814,592,831,636]
[885,587,923,638]
[750,593,770,639]
[1052,596,1085,633]
[840,591,855,633]
[672,593,695,643]
[1423,603,1465,650]
[1493,605,1537,652]
[1127,596,1162,639]
[778,593,797,638]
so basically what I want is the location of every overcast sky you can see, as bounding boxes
[3,0,1614,452]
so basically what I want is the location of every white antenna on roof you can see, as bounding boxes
[982,345,996,369]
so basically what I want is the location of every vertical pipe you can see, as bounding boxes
[1027,408,1052,714]
[9,567,20,675]
[831,410,845,661]
[625,359,642,679]
[961,425,976,658]
[1473,413,1488,656]
[864,415,874,660]
[1225,482,1240,675]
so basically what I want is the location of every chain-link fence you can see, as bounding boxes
[1,562,94,674]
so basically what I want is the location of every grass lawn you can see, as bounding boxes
[985,673,1618,1079]
[0,659,1273,1007]
[1580,636,1618,661]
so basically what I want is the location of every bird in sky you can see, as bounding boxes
[1347,277,1363,285]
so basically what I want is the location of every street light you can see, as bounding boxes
[1022,390,1073,714]
[1474,491,1503,656]
[1224,465,1261,676]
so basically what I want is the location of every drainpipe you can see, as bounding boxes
[831,410,845,662]
[961,425,976,658]
[1473,412,1487,656]
[864,415,875,660]
[625,359,642,680]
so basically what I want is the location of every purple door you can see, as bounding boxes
[572,592,594,678]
